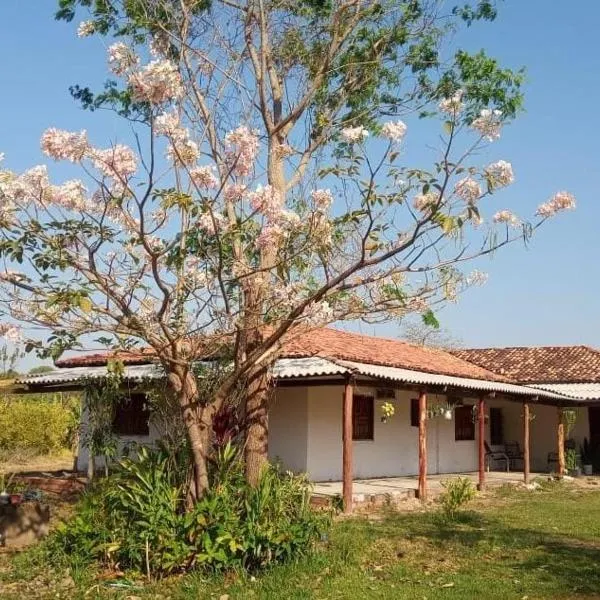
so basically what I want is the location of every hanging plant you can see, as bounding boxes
[428,402,455,420]
[380,401,395,423]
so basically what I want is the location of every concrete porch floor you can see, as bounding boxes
[313,471,543,500]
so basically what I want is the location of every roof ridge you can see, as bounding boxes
[455,344,597,352]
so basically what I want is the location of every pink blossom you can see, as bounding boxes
[223,183,247,203]
[41,128,89,162]
[493,210,521,227]
[129,60,183,105]
[413,191,439,212]
[0,323,21,343]
[108,42,139,76]
[77,21,95,37]
[381,120,407,143]
[154,111,182,138]
[198,211,227,236]
[439,90,464,115]
[248,184,283,220]
[341,126,369,143]
[256,223,286,249]
[454,177,482,203]
[3,165,51,205]
[224,126,260,177]
[485,160,514,188]
[536,191,576,217]
[52,180,88,211]
[166,138,199,166]
[311,189,333,211]
[190,166,219,189]
[91,145,137,180]
[466,270,489,286]
[278,210,302,229]
[471,108,503,141]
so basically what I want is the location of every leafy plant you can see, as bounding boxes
[49,444,329,577]
[566,448,579,472]
[0,393,79,461]
[438,477,477,519]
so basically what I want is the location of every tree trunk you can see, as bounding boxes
[167,368,211,501]
[244,363,270,486]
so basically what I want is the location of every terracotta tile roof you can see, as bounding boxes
[56,328,509,382]
[453,346,600,384]
[279,328,510,382]
[55,348,156,368]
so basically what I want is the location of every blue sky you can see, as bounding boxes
[0,1,597,367]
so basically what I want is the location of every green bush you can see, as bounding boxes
[438,476,477,519]
[49,444,329,577]
[0,394,79,460]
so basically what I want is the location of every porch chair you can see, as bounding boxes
[504,441,524,470]
[484,441,510,472]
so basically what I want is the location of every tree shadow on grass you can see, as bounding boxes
[392,511,600,596]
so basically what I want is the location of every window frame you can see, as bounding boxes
[112,392,150,436]
[454,404,475,441]
[352,394,374,441]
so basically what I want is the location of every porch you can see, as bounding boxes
[312,471,544,503]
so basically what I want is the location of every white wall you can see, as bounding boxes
[304,385,479,481]
[268,386,309,473]
[76,405,162,472]
[76,384,593,480]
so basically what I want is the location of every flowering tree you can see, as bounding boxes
[0,0,575,498]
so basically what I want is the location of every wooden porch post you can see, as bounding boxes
[557,406,566,478]
[342,376,355,513]
[523,401,531,485]
[418,389,427,501]
[477,396,486,491]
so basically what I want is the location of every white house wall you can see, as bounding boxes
[304,385,480,481]
[75,383,592,479]
[76,405,162,472]
[268,386,309,473]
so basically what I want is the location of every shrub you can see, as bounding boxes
[438,476,477,519]
[0,393,79,460]
[49,443,329,577]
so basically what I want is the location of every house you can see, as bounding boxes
[16,329,600,510]
[454,345,600,454]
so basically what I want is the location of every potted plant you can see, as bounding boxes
[580,438,593,475]
[566,448,581,476]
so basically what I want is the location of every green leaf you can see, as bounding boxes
[422,310,440,329]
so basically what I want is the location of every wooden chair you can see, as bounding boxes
[485,441,509,472]
[504,441,524,470]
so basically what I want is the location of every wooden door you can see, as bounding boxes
[589,407,600,446]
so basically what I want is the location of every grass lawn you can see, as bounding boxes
[2,480,600,599]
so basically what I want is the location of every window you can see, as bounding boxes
[454,405,475,441]
[113,393,150,436]
[489,407,504,445]
[352,395,374,440]
[410,398,420,427]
